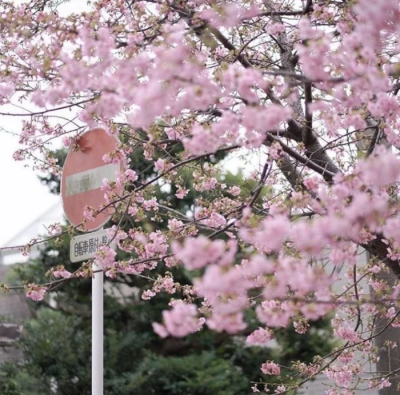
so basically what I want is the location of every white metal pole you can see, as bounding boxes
[92,261,104,395]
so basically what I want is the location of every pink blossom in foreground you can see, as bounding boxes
[227,186,241,196]
[144,231,168,258]
[107,225,127,243]
[125,169,138,182]
[175,187,189,199]
[369,378,391,390]
[168,218,185,233]
[94,246,116,270]
[275,385,286,393]
[261,361,280,375]
[142,290,156,300]
[335,327,360,343]
[47,223,62,236]
[83,206,96,221]
[153,301,204,338]
[246,328,274,346]
[128,205,138,216]
[154,158,165,172]
[152,322,168,338]
[195,177,218,192]
[172,236,229,270]
[256,301,293,328]
[200,211,227,229]
[53,268,72,279]
[6,0,400,392]
[358,147,400,188]
[240,216,290,252]
[142,197,158,211]
[206,312,246,334]
[153,275,176,295]
[26,285,46,302]
[324,364,360,389]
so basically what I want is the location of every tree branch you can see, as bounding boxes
[266,134,336,182]
[304,82,313,145]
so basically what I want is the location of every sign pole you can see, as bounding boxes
[92,261,103,395]
[61,129,124,395]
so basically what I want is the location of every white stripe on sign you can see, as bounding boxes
[65,163,120,196]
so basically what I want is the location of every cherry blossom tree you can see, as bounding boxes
[1,0,400,393]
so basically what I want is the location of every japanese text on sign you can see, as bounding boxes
[70,229,115,263]
[74,235,108,258]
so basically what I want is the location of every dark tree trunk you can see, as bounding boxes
[373,269,400,394]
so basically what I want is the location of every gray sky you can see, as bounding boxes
[0,118,61,247]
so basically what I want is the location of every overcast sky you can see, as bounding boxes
[0,118,62,247]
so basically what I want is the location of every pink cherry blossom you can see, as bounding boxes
[26,285,46,302]
[128,205,138,216]
[335,327,360,343]
[154,158,165,172]
[6,0,400,392]
[142,197,158,211]
[256,301,293,328]
[175,187,189,199]
[125,169,138,182]
[227,186,241,196]
[261,361,280,375]
[94,246,116,270]
[53,269,72,279]
[152,322,168,338]
[142,290,156,300]
[206,312,246,334]
[240,216,290,252]
[246,328,274,346]
[168,218,185,233]
[172,236,227,270]
[155,301,204,338]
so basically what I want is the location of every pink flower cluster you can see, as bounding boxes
[7,0,400,392]
[261,361,280,376]
[172,237,236,270]
[26,285,46,302]
[246,328,274,346]
[153,301,205,338]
